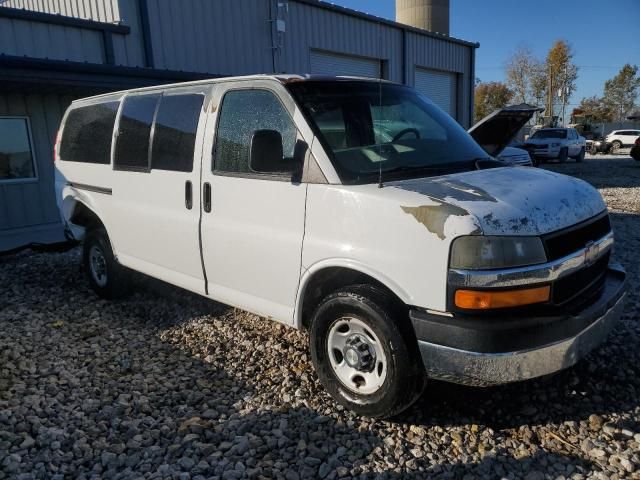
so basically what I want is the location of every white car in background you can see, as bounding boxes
[605,130,640,152]
[524,128,586,163]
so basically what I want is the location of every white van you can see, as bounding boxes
[55,75,626,418]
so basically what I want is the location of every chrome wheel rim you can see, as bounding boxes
[327,317,387,395]
[89,245,108,287]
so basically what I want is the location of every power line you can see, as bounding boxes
[477,65,623,70]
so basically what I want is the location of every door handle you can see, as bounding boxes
[185,181,193,210]
[203,182,212,213]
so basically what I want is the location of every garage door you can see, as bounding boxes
[415,68,457,117]
[310,50,381,79]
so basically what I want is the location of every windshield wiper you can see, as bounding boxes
[371,164,469,186]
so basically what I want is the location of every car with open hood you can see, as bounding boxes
[55,75,626,418]
[468,104,542,167]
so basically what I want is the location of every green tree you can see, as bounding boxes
[575,96,614,123]
[603,64,640,122]
[474,81,513,123]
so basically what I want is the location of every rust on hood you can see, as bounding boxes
[401,203,470,240]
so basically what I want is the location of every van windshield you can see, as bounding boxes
[286,81,489,184]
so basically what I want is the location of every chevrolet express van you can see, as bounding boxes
[55,75,626,418]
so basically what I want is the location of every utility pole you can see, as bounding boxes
[547,70,553,126]
[560,63,568,127]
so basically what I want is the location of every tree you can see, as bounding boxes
[545,40,578,124]
[505,45,545,106]
[530,64,548,110]
[474,82,513,123]
[603,64,640,122]
[575,96,614,123]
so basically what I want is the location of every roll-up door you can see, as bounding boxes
[415,68,457,117]
[310,50,381,79]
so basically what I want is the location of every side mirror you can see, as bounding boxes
[249,130,286,173]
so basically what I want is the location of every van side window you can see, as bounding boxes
[114,94,160,171]
[213,89,296,174]
[151,94,204,172]
[60,102,119,164]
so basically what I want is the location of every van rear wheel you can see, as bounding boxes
[83,227,130,299]
[309,284,424,418]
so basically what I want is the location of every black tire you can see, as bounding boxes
[611,140,622,153]
[558,147,568,163]
[631,146,640,162]
[309,284,425,418]
[83,227,130,299]
[575,147,585,162]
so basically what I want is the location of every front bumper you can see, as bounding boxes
[412,265,626,386]
[531,148,561,158]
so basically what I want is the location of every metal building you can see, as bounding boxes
[0,0,478,252]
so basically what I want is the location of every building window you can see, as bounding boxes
[213,90,297,174]
[0,117,37,182]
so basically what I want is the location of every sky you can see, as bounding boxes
[330,0,640,108]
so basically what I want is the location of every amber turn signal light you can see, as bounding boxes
[455,285,551,310]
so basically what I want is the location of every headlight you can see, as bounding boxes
[450,236,547,270]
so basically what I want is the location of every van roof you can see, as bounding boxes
[71,74,396,105]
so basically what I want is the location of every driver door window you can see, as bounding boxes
[213,89,297,175]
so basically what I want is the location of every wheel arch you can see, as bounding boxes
[294,260,411,331]
[61,191,109,242]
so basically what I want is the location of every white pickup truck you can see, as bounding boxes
[55,75,626,418]
[524,127,586,163]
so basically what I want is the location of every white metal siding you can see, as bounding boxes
[310,50,380,78]
[415,68,456,117]
[2,0,121,22]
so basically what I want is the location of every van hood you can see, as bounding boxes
[389,167,606,236]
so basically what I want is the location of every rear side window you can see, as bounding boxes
[151,94,204,172]
[60,102,119,164]
[213,89,297,174]
[114,94,160,171]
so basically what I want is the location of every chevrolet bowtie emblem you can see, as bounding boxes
[584,241,599,265]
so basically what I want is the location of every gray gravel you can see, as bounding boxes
[1,156,639,479]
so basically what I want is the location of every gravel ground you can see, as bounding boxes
[1,156,639,480]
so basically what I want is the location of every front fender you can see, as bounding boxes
[293,258,412,329]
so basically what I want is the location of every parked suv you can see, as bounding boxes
[524,127,586,163]
[55,76,626,418]
[605,129,640,152]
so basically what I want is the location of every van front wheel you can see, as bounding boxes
[309,285,424,418]
[83,227,130,299]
